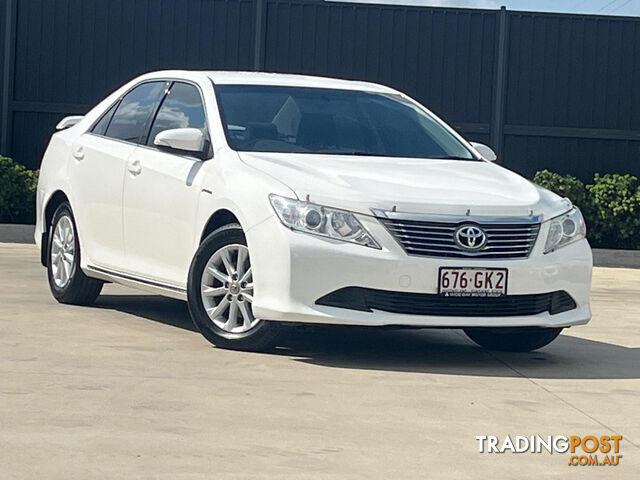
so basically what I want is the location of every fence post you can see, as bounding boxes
[1,0,16,155]
[490,5,509,163]
[253,0,267,71]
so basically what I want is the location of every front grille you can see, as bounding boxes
[316,288,576,317]
[379,217,541,259]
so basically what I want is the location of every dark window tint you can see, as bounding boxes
[105,82,166,144]
[216,85,474,159]
[148,82,207,145]
[91,103,118,136]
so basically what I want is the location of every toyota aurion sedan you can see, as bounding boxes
[35,71,592,352]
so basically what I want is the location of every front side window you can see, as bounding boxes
[215,85,474,160]
[104,82,166,144]
[147,82,207,145]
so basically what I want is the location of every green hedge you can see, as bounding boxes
[0,156,39,224]
[533,170,640,250]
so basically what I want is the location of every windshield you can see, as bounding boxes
[215,85,475,159]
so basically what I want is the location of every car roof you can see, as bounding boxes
[137,70,399,94]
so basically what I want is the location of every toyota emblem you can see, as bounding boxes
[454,225,487,250]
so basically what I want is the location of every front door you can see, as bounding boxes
[122,81,210,286]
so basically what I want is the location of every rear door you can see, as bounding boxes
[122,81,210,286]
[69,81,167,270]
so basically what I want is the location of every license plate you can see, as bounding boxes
[438,267,508,297]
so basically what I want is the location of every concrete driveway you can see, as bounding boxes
[1,243,638,479]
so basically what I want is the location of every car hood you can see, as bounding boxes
[239,152,569,219]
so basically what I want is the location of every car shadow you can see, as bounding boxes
[95,294,639,380]
[96,294,198,332]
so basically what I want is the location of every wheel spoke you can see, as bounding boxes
[224,300,239,331]
[54,257,61,282]
[236,248,247,279]
[206,297,229,319]
[207,266,230,284]
[57,257,66,284]
[62,259,71,283]
[241,293,253,303]
[220,249,235,276]
[63,252,74,263]
[238,301,254,328]
[202,286,227,297]
[240,266,252,284]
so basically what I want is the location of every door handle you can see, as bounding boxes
[128,160,142,176]
[72,146,84,161]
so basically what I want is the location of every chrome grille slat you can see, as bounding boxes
[394,233,537,244]
[379,216,540,259]
[406,246,532,254]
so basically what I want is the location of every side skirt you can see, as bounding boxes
[84,265,188,301]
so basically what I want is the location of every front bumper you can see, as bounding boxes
[246,214,592,328]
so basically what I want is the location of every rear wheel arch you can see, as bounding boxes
[41,190,71,266]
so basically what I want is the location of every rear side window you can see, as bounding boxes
[147,82,207,145]
[91,103,118,136]
[104,82,166,144]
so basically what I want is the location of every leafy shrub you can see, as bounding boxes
[532,169,593,218]
[0,155,39,224]
[533,169,640,250]
[533,170,589,209]
[586,174,640,249]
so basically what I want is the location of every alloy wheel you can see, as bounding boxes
[200,244,259,333]
[50,215,76,288]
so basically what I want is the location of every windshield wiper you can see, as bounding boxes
[316,149,379,156]
[428,155,475,160]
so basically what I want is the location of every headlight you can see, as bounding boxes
[543,207,587,254]
[269,194,380,248]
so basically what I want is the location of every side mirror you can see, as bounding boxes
[154,128,208,159]
[56,115,84,130]
[469,142,497,162]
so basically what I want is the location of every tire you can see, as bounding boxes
[463,327,563,352]
[47,203,103,305]
[187,224,281,351]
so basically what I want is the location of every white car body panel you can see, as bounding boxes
[238,151,569,218]
[246,215,592,328]
[35,70,593,330]
[70,133,133,269]
[122,145,204,284]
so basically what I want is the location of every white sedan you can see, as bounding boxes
[35,71,592,352]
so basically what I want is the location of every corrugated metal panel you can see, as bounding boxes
[12,0,255,106]
[0,0,7,150]
[506,12,640,131]
[0,2,5,89]
[504,135,640,181]
[263,0,497,125]
[2,0,639,180]
[11,111,65,169]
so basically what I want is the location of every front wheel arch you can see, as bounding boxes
[199,208,240,243]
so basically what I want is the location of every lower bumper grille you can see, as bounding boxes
[316,288,576,317]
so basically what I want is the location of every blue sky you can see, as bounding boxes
[331,0,640,17]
